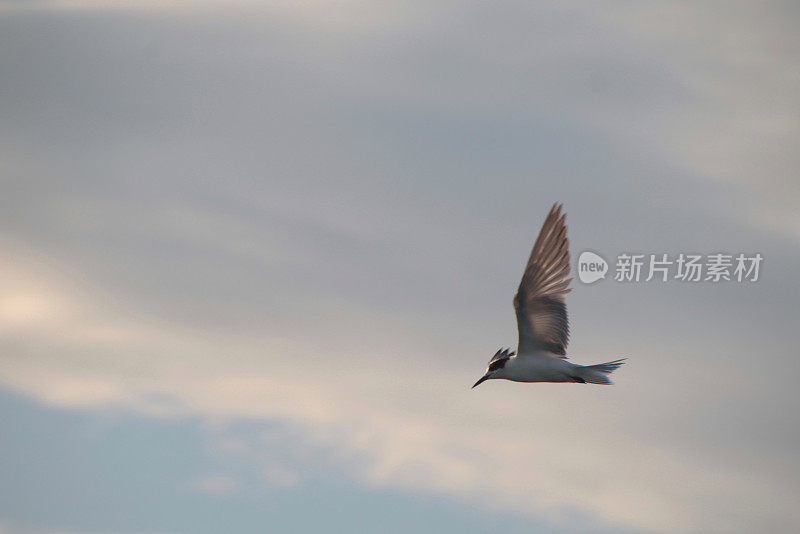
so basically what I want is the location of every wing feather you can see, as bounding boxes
[513,203,572,357]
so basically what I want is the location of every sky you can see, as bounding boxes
[1,1,799,533]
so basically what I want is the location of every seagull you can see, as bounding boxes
[472,203,625,388]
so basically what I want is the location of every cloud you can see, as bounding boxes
[1,237,797,532]
[0,520,131,534]
[0,2,799,533]
[191,475,240,496]
[592,3,800,239]
[261,464,300,488]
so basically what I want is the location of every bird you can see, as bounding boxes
[472,203,625,388]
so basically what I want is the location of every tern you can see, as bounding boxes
[472,203,625,388]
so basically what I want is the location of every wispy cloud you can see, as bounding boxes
[1,2,798,533]
[191,474,240,496]
[1,235,797,532]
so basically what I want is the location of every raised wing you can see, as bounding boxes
[513,203,572,357]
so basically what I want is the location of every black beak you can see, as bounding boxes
[472,375,489,388]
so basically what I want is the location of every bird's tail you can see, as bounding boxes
[575,359,626,385]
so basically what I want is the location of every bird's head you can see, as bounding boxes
[472,348,514,388]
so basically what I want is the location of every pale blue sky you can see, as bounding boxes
[1,1,798,533]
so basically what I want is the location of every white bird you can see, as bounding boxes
[472,203,625,388]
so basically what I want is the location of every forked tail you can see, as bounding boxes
[574,359,626,385]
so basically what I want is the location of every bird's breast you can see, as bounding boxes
[502,354,574,383]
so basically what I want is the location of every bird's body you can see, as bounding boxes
[490,351,624,384]
[472,203,625,388]
[498,351,578,383]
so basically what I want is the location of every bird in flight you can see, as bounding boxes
[472,203,625,388]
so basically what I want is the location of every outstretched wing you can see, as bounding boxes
[513,203,572,357]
